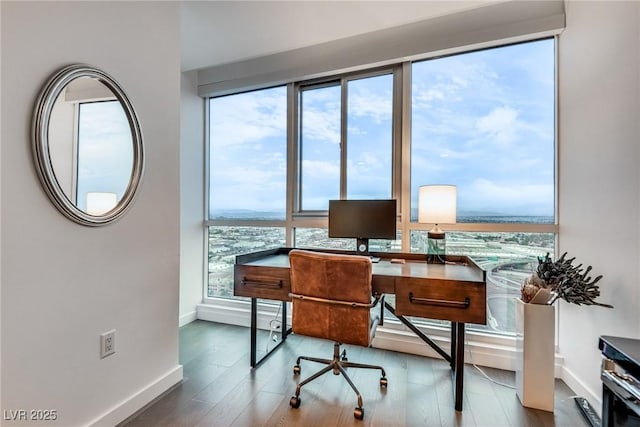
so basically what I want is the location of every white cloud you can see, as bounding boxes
[210,153,287,210]
[348,89,392,124]
[213,150,285,181]
[347,151,386,175]
[301,108,341,145]
[412,59,500,111]
[301,159,340,177]
[464,178,554,213]
[77,101,134,195]
[415,87,445,103]
[475,106,519,146]
[210,89,287,147]
[437,148,473,160]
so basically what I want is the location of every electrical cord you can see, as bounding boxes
[465,331,516,389]
[472,363,516,389]
[265,304,282,352]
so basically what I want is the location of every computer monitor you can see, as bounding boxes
[328,199,397,255]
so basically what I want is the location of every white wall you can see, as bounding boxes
[1,2,182,426]
[180,70,205,326]
[558,0,640,411]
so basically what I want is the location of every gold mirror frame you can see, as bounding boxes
[32,64,144,226]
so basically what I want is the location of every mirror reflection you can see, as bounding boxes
[33,64,143,226]
[48,77,133,214]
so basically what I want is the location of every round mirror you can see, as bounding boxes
[32,64,143,226]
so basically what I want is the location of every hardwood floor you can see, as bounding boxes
[122,320,588,427]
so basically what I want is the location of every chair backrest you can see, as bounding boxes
[289,249,373,347]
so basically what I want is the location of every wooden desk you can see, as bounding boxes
[234,247,487,411]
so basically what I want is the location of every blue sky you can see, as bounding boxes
[209,39,555,220]
[411,39,555,217]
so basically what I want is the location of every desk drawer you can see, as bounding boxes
[395,278,486,324]
[234,265,291,301]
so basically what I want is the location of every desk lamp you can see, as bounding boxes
[86,192,117,215]
[418,185,457,263]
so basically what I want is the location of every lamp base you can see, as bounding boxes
[426,232,446,264]
[427,231,445,240]
[426,254,445,264]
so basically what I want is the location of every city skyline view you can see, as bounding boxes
[207,225,554,335]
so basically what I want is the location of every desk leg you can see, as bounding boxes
[250,299,291,369]
[450,323,457,370]
[250,297,258,368]
[453,322,465,411]
[281,301,288,342]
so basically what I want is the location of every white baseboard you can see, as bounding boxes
[88,365,183,427]
[561,364,602,417]
[197,301,287,331]
[375,327,512,372]
[375,326,565,376]
[179,310,197,327]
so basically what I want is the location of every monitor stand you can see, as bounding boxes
[356,238,369,255]
[356,238,380,263]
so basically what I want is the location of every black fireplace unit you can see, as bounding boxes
[599,335,640,427]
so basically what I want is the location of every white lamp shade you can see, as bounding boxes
[86,192,118,215]
[418,185,457,224]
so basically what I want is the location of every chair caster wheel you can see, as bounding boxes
[293,365,301,375]
[354,406,364,420]
[380,377,388,388]
[290,396,301,408]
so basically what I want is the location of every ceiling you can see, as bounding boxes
[181,1,501,71]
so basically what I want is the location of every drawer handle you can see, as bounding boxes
[408,292,470,309]
[242,278,283,289]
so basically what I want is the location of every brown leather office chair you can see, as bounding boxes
[288,249,387,420]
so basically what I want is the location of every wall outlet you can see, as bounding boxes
[100,330,116,359]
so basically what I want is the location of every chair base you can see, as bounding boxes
[290,342,387,420]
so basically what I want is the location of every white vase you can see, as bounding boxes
[515,298,555,412]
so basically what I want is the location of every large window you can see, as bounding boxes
[346,74,394,199]
[299,84,341,210]
[298,73,394,211]
[411,39,555,222]
[209,86,287,220]
[206,38,557,336]
[408,39,555,335]
[207,87,288,298]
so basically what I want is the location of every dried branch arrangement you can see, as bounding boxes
[521,252,613,307]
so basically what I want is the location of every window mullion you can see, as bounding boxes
[340,78,348,199]
[286,82,297,246]
[400,62,412,253]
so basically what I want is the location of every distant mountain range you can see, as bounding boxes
[210,209,553,223]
